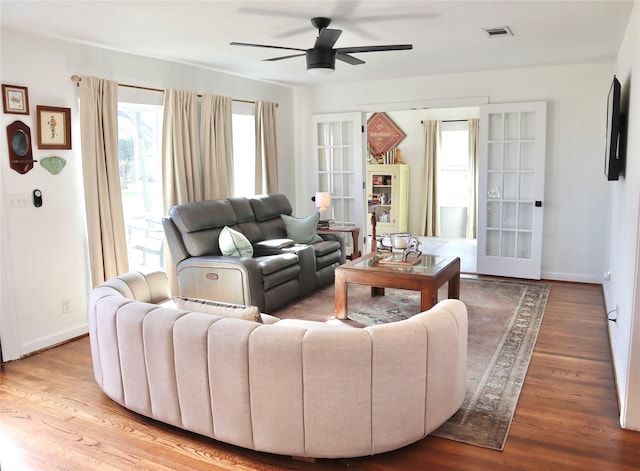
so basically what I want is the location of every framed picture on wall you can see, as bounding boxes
[37,105,72,149]
[2,84,29,115]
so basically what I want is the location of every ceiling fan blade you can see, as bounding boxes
[336,53,365,65]
[264,53,306,62]
[314,28,342,49]
[229,42,305,53]
[335,44,413,54]
[273,25,313,39]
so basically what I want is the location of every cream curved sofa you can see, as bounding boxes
[88,271,467,459]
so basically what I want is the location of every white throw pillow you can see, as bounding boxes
[173,296,262,323]
[280,213,324,244]
[218,226,253,257]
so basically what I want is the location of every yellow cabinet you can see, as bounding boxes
[367,164,409,235]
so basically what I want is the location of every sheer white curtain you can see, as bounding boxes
[162,89,202,210]
[421,120,442,236]
[467,118,479,238]
[254,101,278,194]
[201,94,233,199]
[79,75,128,286]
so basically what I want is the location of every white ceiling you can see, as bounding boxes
[0,0,635,87]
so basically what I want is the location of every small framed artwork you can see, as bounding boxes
[37,105,72,149]
[2,84,29,115]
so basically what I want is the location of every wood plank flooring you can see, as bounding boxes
[2,279,639,470]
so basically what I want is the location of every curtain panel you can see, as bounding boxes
[421,120,441,237]
[254,101,278,194]
[200,94,233,199]
[467,118,479,238]
[79,75,128,286]
[162,89,202,210]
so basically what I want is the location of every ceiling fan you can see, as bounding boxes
[230,17,413,75]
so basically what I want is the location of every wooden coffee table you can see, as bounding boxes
[334,252,461,320]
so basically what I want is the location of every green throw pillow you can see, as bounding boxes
[280,212,324,244]
[219,226,253,257]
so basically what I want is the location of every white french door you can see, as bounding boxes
[311,113,366,252]
[477,102,547,279]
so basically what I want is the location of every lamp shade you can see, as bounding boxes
[315,192,331,209]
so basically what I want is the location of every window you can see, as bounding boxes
[117,102,164,271]
[232,104,256,197]
[438,121,472,237]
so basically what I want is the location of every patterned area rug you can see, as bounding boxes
[272,277,550,451]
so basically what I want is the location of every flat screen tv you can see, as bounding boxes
[605,76,623,181]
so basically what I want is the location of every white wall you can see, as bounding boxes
[603,1,640,431]
[293,62,614,284]
[0,29,294,360]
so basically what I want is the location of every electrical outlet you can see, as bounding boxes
[62,299,71,314]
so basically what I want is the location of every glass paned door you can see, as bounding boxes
[477,102,546,279]
[312,113,365,255]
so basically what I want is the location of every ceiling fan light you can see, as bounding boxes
[306,48,335,75]
[307,66,335,75]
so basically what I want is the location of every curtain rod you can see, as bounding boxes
[70,75,274,106]
[421,119,469,124]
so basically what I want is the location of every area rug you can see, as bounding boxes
[272,277,550,451]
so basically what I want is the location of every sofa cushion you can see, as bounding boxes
[173,296,262,323]
[281,213,324,244]
[256,253,299,276]
[219,226,253,257]
[169,199,237,256]
[250,194,293,221]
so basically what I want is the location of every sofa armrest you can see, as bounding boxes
[162,217,189,264]
[175,255,265,310]
[318,232,347,264]
[253,238,295,256]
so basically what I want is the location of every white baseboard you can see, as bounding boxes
[20,323,89,358]
[541,271,602,284]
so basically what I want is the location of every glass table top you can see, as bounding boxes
[349,253,456,275]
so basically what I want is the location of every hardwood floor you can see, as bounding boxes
[2,280,639,470]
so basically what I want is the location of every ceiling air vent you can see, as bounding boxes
[483,26,513,38]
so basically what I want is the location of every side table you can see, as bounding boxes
[317,226,361,260]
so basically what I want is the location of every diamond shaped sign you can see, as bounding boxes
[367,112,406,156]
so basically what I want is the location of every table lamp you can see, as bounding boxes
[315,192,331,223]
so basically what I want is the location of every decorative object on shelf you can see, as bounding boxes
[6,120,37,174]
[40,156,67,175]
[367,112,406,157]
[376,147,402,164]
[377,232,422,265]
[368,193,381,205]
[394,148,404,164]
[367,163,409,234]
[314,191,331,223]
[37,105,72,149]
[2,84,29,115]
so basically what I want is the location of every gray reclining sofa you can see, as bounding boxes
[162,193,346,313]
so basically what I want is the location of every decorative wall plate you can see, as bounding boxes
[40,155,66,175]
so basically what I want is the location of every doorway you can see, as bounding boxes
[427,118,477,273]
[365,108,479,272]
